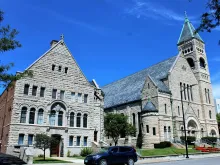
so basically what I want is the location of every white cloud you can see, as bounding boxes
[124,0,197,23]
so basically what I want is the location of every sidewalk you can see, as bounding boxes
[34,153,220,165]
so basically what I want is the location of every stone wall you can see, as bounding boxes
[5,39,104,156]
[0,84,15,153]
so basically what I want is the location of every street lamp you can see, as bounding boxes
[180,84,197,159]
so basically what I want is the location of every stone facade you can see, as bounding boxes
[0,38,104,157]
[102,17,219,148]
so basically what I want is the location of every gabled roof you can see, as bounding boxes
[142,100,158,112]
[102,56,177,109]
[177,16,203,45]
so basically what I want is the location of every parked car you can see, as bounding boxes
[84,146,137,165]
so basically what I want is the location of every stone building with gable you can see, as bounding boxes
[0,37,104,156]
[0,14,219,157]
[102,16,219,148]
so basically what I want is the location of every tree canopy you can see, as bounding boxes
[104,113,136,146]
[216,113,220,123]
[196,0,220,34]
[35,134,58,160]
[0,9,32,87]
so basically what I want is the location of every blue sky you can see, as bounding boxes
[1,0,220,97]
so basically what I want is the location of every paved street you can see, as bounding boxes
[142,156,220,165]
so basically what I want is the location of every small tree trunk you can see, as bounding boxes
[44,149,45,160]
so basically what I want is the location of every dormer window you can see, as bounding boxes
[58,66,62,72]
[52,64,55,71]
[65,67,68,73]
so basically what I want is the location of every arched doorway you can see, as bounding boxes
[210,129,217,137]
[187,120,198,138]
[50,134,63,157]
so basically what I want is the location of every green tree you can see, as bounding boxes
[104,113,136,146]
[216,113,220,123]
[196,0,220,34]
[35,134,58,160]
[0,9,32,87]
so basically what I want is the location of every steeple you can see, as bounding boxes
[177,12,203,45]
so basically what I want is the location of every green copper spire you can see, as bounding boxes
[177,12,203,45]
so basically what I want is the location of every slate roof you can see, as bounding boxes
[142,101,158,112]
[177,17,203,45]
[102,56,177,109]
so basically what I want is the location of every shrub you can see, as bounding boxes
[136,131,143,149]
[154,141,171,148]
[72,154,80,157]
[201,137,217,144]
[80,147,93,156]
[38,154,44,158]
[180,136,196,145]
[67,150,71,157]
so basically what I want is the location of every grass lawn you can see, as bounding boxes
[139,147,200,156]
[33,157,72,164]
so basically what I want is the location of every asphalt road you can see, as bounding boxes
[143,156,220,165]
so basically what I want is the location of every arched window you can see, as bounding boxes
[132,113,136,126]
[210,130,216,137]
[209,110,212,119]
[29,108,35,124]
[49,110,56,126]
[70,112,74,127]
[83,114,88,128]
[183,83,186,100]
[200,57,206,68]
[187,58,195,68]
[20,107,27,123]
[58,111,63,126]
[187,84,190,101]
[165,104,167,114]
[77,113,81,127]
[37,109,44,124]
[164,126,167,132]
[148,83,150,89]
[180,82,183,99]
[168,126,171,132]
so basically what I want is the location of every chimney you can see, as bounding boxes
[50,40,59,48]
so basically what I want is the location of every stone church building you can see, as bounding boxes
[0,38,104,157]
[102,16,219,148]
[0,15,219,157]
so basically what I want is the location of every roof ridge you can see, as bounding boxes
[102,55,177,88]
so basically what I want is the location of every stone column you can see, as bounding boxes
[26,110,30,124]
[34,110,38,124]
[55,111,58,126]
[47,112,50,125]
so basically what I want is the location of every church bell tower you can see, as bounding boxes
[177,12,217,136]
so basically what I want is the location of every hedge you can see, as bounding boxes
[154,141,171,148]
[201,137,217,144]
[180,136,196,145]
